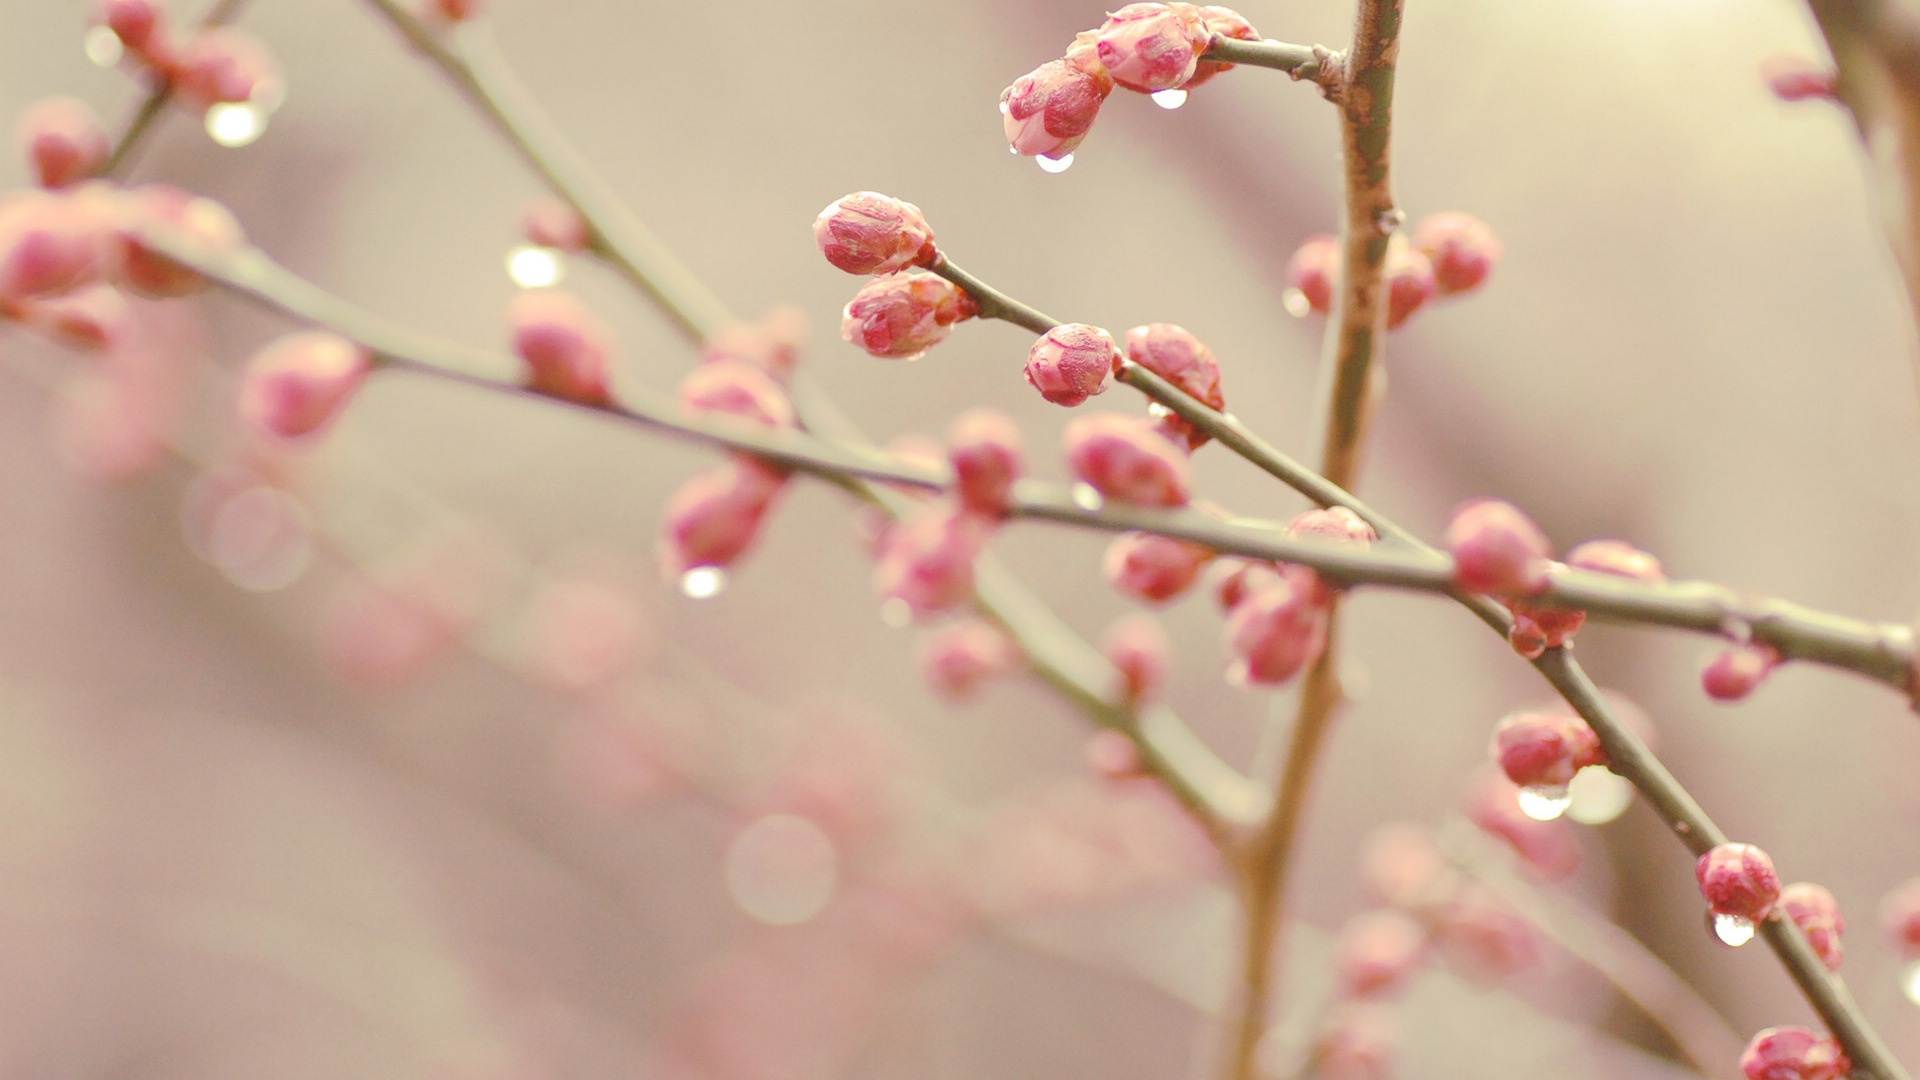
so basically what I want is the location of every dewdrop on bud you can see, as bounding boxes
[1024,323,1118,406]
[17,98,109,189]
[1094,3,1211,93]
[840,270,976,360]
[1502,574,1586,659]
[1698,842,1780,946]
[947,408,1024,517]
[1000,55,1113,160]
[1063,414,1191,507]
[678,360,797,430]
[1183,6,1261,88]
[1101,614,1170,706]
[238,331,371,443]
[173,28,282,111]
[90,0,170,64]
[919,619,1020,700]
[813,192,936,276]
[1739,1027,1849,1080]
[1446,498,1552,595]
[873,504,987,620]
[1123,322,1224,449]
[1465,770,1579,881]
[1383,238,1436,330]
[1490,710,1604,792]
[1412,212,1502,296]
[1702,643,1780,702]
[507,289,612,405]
[1224,580,1328,687]
[111,183,246,297]
[1283,235,1339,317]
[1103,532,1211,604]
[1779,882,1845,971]
[658,460,786,582]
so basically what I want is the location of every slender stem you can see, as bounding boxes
[100,0,254,177]
[1202,39,1342,86]
[928,256,1058,335]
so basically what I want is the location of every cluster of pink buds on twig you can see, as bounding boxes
[1284,212,1503,327]
[84,0,287,148]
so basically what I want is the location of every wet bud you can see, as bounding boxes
[1566,538,1665,583]
[1702,643,1780,702]
[238,331,372,443]
[17,97,110,189]
[1103,531,1211,604]
[813,191,936,276]
[1063,414,1190,507]
[1000,56,1113,160]
[1412,212,1502,296]
[1779,882,1844,971]
[1095,3,1211,93]
[1490,710,1603,789]
[1465,770,1580,880]
[1335,910,1428,1000]
[92,0,171,62]
[1124,322,1223,448]
[1183,6,1261,88]
[173,27,281,110]
[1101,613,1170,706]
[874,504,987,619]
[1739,1027,1848,1080]
[677,360,797,431]
[1024,323,1118,406]
[1284,234,1340,317]
[0,190,110,300]
[1760,55,1838,103]
[1881,877,1920,956]
[840,270,976,360]
[1503,573,1586,659]
[947,408,1024,517]
[658,459,786,578]
[1446,498,1552,595]
[1383,237,1436,330]
[919,618,1020,699]
[111,183,245,297]
[1224,580,1328,687]
[1697,842,1781,923]
[507,289,613,405]
[1205,558,1285,612]
[520,196,587,252]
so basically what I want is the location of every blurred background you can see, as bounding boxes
[2,0,1918,1076]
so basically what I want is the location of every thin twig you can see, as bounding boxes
[1202,39,1342,87]
[100,0,254,177]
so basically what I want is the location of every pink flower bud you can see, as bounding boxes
[1064,414,1190,507]
[1360,822,1457,911]
[677,359,797,430]
[874,504,986,619]
[12,282,132,350]
[1490,710,1603,789]
[1702,643,1781,702]
[1313,1004,1397,1080]
[1435,887,1539,984]
[1335,910,1428,1000]
[1464,770,1580,880]
[1778,882,1844,971]
[425,0,484,22]
[111,183,245,297]
[1882,877,1920,957]
[1124,322,1224,448]
[1000,56,1113,160]
[1024,323,1118,406]
[507,289,612,405]
[238,331,371,443]
[658,459,786,577]
[520,196,587,252]
[1083,729,1149,781]
[1205,557,1284,612]
[17,98,109,190]
[1183,6,1261,88]
[840,270,976,360]
[1446,498,1552,595]
[1760,55,1838,103]
[1383,238,1436,329]
[92,0,171,62]
[919,618,1019,699]
[1224,580,1328,686]
[1284,234,1340,317]
[947,408,1024,517]
[1412,212,1502,296]
[1740,1027,1849,1080]
[173,27,281,109]
[700,305,807,384]
[1094,3,1211,93]
[1697,842,1781,923]
[1103,531,1211,603]
[1566,538,1665,583]
[522,571,647,694]
[0,190,110,301]
[1101,613,1170,705]
[1503,573,1586,658]
[813,192,936,276]
[1283,505,1376,604]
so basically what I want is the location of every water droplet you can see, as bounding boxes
[998,99,1010,116]
[204,102,266,148]
[724,813,837,926]
[1282,288,1312,318]
[1902,959,1920,1006]
[1036,153,1074,174]
[1150,88,1189,110]
[679,566,727,599]
[879,598,912,627]
[204,486,313,592]
[84,26,124,67]
[505,244,564,289]
[1712,911,1756,947]
[1566,765,1634,824]
[1516,784,1572,821]
[1071,483,1104,511]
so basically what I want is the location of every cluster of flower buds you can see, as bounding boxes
[1284,212,1502,329]
[1739,1027,1849,1080]
[87,1,285,148]
[1206,507,1374,689]
[998,5,1261,161]
[1501,537,1664,659]
[1123,322,1226,449]
[814,193,987,364]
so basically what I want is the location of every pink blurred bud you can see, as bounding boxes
[677,359,797,431]
[238,331,371,443]
[1446,497,1552,595]
[1103,531,1211,603]
[1183,6,1261,88]
[947,408,1024,517]
[17,97,109,189]
[1503,578,1586,658]
[1760,54,1838,103]
[1063,414,1190,507]
[1360,822,1458,911]
[1001,54,1113,160]
[91,0,171,62]
[1434,886,1539,984]
[1101,613,1170,705]
[1490,709,1603,789]
[1740,1027,1849,1080]
[507,289,613,405]
[873,504,986,619]
[425,0,484,22]
[111,183,245,297]
[1697,842,1781,923]
[1779,882,1844,971]
[1095,3,1211,93]
[1702,642,1781,702]
[1285,234,1340,317]
[1566,538,1665,583]
[520,196,586,252]
[522,572,647,694]
[0,190,110,301]
[840,270,976,360]
[14,282,132,350]
[813,191,936,276]
[1083,729,1149,781]
[1383,238,1436,329]
[1205,557,1284,612]
[1024,323,1118,406]
[918,618,1019,700]
[1312,1004,1397,1080]
[320,575,459,688]
[701,305,807,384]
[1335,910,1428,1000]
[1124,322,1223,448]
[1465,770,1579,880]
[1224,580,1328,687]
[1882,878,1920,957]
[1412,212,1502,296]
[173,27,281,109]
[50,369,167,482]
[658,459,786,577]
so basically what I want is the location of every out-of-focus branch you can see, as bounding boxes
[101,0,254,177]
